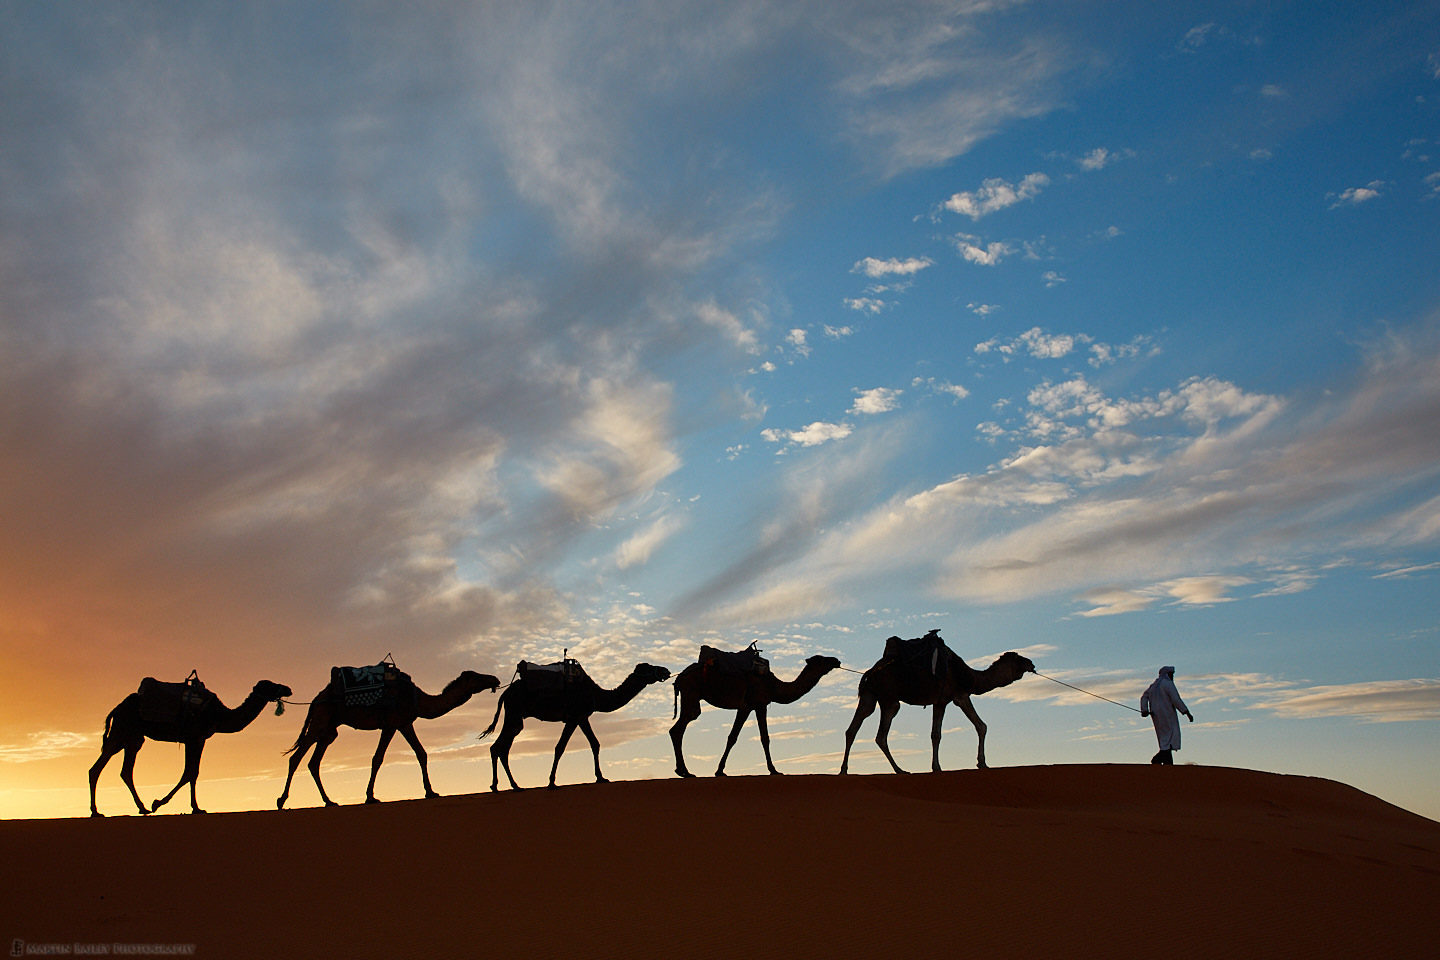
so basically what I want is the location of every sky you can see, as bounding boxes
[3,1,1439,821]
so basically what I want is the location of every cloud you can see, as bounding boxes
[1258,679,1440,723]
[844,297,887,313]
[696,301,763,355]
[695,333,1440,622]
[975,327,1102,361]
[0,731,91,763]
[942,172,1050,219]
[850,387,902,415]
[1078,148,1115,171]
[953,234,1015,266]
[1373,561,1440,580]
[912,376,970,402]
[852,256,933,278]
[1178,23,1220,52]
[829,9,1077,175]
[785,328,811,356]
[614,513,686,570]
[1329,181,1386,208]
[761,421,854,449]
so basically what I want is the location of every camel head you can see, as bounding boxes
[634,663,671,684]
[253,680,294,703]
[806,655,843,675]
[994,652,1036,681]
[456,670,502,695]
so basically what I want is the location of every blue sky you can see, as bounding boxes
[3,1,1439,820]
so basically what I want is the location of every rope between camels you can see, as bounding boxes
[1035,671,1142,713]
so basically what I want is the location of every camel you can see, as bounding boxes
[840,632,1034,774]
[480,661,671,791]
[670,651,841,777]
[88,678,292,816]
[276,669,500,808]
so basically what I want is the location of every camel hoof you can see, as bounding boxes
[595,777,609,785]
[676,770,695,779]
[364,796,381,805]
[190,809,207,815]
[768,769,785,776]
[713,770,727,778]
[323,800,339,808]
[90,811,104,819]
[276,798,286,810]
[424,791,440,800]
[546,783,561,791]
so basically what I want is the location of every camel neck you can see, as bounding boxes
[213,691,268,734]
[416,680,473,720]
[595,672,649,712]
[771,664,827,705]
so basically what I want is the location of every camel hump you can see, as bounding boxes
[330,660,415,707]
[137,673,215,724]
[698,643,770,677]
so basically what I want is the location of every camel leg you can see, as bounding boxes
[578,717,607,785]
[88,735,136,818]
[715,706,752,777]
[955,694,989,769]
[840,691,878,774]
[399,722,438,799]
[755,706,782,775]
[277,736,314,810]
[875,700,907,775]
[669,693,703,778]
[548,722,579,789]
[153,740,206,814]
[307,732,340,807]
[365,727,396,804]
[929,701,948,773]
[490,716,525,792]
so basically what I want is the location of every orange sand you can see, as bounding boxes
[4,765,1438,959]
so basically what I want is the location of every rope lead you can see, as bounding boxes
[1034,671,1143,713]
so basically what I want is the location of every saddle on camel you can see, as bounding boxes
[329,656,416,709]
[696,641,770,680]
[136,670,219,726]
[882,629,949,677]
[515,656,590,696]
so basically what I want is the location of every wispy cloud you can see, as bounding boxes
[0,732,91,763]
[693,332,1440,621]
[1258,679,1440,722]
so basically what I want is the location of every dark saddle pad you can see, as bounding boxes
[518,658,588,694]
[137,674,216,724]
[331,662,413,707]
[883,630,949,675]
[698,643,770,676]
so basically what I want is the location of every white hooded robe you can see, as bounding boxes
[1140,666,1188,751]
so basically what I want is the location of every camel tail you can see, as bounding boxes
[477,688,507,742]
[282,706,315,756]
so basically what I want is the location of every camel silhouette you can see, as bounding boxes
[88,678,292,816]
[670,650,841,777]
[276,669,500,808]
[480,661,671,791]
[840,632,1034,773]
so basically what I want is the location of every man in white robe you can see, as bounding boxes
[1140,665,1192,765]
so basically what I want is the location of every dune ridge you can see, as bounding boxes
[4,765,1438,959]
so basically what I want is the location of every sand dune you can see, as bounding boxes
[4,765,1438,959]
